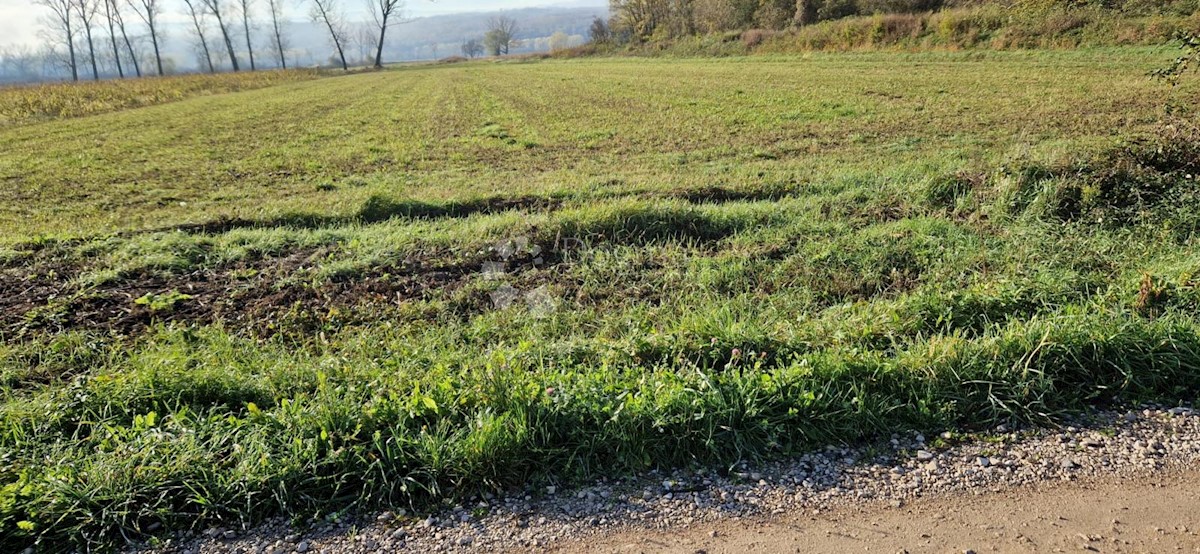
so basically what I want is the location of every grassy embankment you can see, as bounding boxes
[1,50,1199,549]
[592,4,1200,56]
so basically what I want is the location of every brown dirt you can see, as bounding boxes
[557,470,1200,554]
[0,246,563,339]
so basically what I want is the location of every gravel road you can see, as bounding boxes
[136,406,1200,554]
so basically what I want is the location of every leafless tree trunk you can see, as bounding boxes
[202,0,241,71]
[310,0,349,70]
[110,0,141,77]
[127,0,163,75]
[36,0,78,81]
[182,0,216,73]
[368,0,405,68]
[238,0,256,70]
[266,0,287,68]
[73,0,101,80]
[102,0,124,77]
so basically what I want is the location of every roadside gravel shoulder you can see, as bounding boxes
[138,406,1200,554]
[566,467,1200,553]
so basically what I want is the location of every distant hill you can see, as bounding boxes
[1,4,608,80]
[163,5,609,71]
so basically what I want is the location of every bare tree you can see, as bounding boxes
[101,0,125,77]
[39,43,78,80]
[238,0,256,70]
[36,0,78,81]
[461,38,483,58]
[201,0,241,71]
[352,23,377,65]
[182,0,216,73]
[0,46,42,83]
[107,0,141,76]
[126,0,164,75]
[265,0,288,68]
[589,16,611,44]
[484,16,519,56]
[73,0,102,80]
[310,0,349,70]
[367,0,406,68]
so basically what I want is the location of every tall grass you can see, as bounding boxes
[0,69,325,127]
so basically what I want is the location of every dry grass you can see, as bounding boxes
[0,69,325,127]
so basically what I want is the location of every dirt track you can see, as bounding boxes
[563,470,1200,554]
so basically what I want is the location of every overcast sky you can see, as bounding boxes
[0,0,588,50]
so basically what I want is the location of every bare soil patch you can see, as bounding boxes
[0,246,563,339]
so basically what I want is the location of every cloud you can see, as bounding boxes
[0,1,42,49]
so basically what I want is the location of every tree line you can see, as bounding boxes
[600,0,1200,42]
[602,0,943,41]
[16,0,413,83]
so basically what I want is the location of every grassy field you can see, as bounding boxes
[0,69,325,128]
[2,50,1200,549]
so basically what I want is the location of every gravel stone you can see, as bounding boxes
[134,407,1200,554]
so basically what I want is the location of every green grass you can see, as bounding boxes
[2,50,1200,550]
